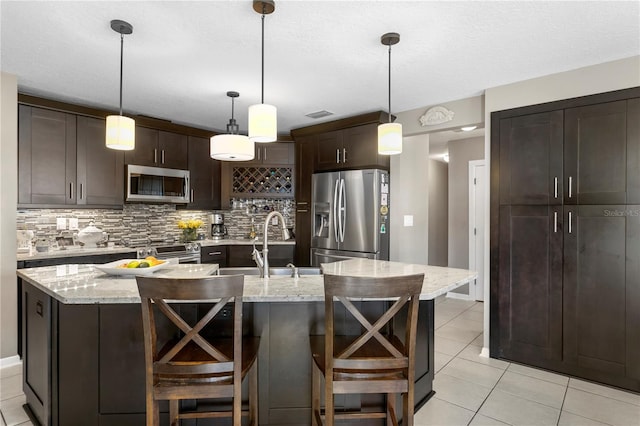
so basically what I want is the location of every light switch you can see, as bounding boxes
[403,215,414,227]
[68,218,79,230]
[271,216,279,225]
[56,218,67,230]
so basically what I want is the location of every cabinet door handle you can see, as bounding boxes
[297,209,308,213]
[79,183,83,200]
[69,182,74,199]
[257,148,261,161]
[336,148,340,164]
[190,189,194,203]
[36,301,43,317]
[297,201,308,205]
[568,176,573,199]
[343,148,347,163]
[161,150,165,164]
[554,177,558,198]
[263,148,267,161]
[154,149,158,164]
[568,211,573,234]
[553,211,558,233]
[209,251,222,256]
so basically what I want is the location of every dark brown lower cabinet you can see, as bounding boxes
[497,206,563,366]
[21,279,435,425]
[227,244,294,267]
[563,205,640,386]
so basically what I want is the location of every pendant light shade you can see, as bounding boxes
[211,91,255,161]
[378,32,402,155]
[106,19,135,151]
[249,0,277,143]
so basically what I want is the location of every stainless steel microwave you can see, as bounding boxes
[126,165,190,203]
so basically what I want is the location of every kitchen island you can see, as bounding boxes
[17,259,476,426]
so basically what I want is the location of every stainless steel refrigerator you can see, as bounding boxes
[310,169,390,266]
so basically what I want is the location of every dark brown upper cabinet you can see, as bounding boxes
[315,123,389,172]
[499,111,564,205]
[564,100,637,205]
[243,142,294,166]
[18,105,77,206]
[124,127,188,170]
[185,136,221,210]
[76,116,124,206]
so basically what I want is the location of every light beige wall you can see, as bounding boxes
[447,136,484,269]
[395,95,484,136]
[428,160,448,266]
[1,72,18,360]
[389,134,429,265]
[481,55,640,353]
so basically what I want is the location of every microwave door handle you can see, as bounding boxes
[339,178,346,242]
[333,178,340,243]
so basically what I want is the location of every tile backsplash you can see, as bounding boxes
[17,198,296,248]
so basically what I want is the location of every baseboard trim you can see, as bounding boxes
[0,355,21,369]
[446,291,474,301]
[479,347,490,358]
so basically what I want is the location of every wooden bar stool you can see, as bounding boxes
[310,273,424,426]
[136,275,259,426]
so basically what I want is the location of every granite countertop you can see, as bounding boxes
[16,238,295,262]
[17,259,476,305]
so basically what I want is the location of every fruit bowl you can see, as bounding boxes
[94,258,171,276]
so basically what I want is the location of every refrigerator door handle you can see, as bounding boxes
[333,178,340,243]
[339,178,346,242]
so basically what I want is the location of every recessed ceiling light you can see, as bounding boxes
[461,126,477,132]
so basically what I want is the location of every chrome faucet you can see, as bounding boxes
[253,211,289,278]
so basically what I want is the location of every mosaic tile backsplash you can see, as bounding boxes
[17,198,296,248]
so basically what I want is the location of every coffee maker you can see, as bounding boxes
[210,214,227,240]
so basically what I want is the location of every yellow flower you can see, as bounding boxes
[177,219,203,229]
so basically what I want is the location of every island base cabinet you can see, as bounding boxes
[21,289,435,425]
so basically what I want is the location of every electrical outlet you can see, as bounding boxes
[56,218,67,230]
[271,216,278,225]
[68,218,79,230]
[403,215,414,227]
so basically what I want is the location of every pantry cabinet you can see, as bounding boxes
[491,87,640,392]
[186,136,221,210]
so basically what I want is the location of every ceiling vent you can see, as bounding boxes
[305,110,334,119]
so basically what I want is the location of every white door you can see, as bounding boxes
[469,160,485,301]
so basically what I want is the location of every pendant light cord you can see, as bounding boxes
[261,4,266,104]
[119,32,124,116]
[388,44,392,123]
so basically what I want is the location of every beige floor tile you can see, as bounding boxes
[0,414,5,426]
[434,351,454,373]
[441,298,477,309]
[457,308,484,323]
[0,376,23,402]
[568,378,640,407]
[470,334,484,347]
[0,395,29,426]
[457,346,510,370]
[557,411,610,426]
[447,317,485,334]
[441,357,505,388]
[0,366,22,380]
[435,305,469,320]
[479,389,560,426]
[563,388,640,426]
[469,413,511,425]
[495,371,566,409]
[16,422,34,426]
[434,336,468,356]
[414,397,475,426]
[433,373,493,411]
[436,316,456,329]
[507,363,569,386]
[470,302,485,312]
[0,395,25,412]
[435,323,482,344]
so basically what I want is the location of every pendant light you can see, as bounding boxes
[248,0,277,143]
[211,92,255,161]
[378,32,402,155]
[106,19,135,150]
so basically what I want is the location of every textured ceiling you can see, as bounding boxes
[1,1,638,135]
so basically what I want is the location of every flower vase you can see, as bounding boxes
[182,228,197,242]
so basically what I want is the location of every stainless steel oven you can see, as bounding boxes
[136,243,201,264]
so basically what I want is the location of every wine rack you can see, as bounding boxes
[231,167,294,197]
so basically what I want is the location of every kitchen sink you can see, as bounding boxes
[216,267,322,277]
